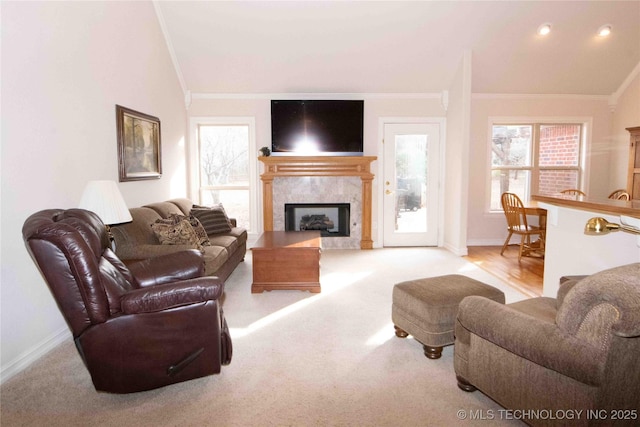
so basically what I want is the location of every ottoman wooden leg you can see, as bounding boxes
[423,345,443,359]
[394,325,409,338]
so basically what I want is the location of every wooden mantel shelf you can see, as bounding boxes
[259,155,377,178]
[259,156,377,249]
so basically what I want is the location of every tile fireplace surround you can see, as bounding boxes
[259,156,377,249]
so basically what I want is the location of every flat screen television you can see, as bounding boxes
[270,100,364,156]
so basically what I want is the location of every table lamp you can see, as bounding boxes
[79,180,132,245]
[584,217,640,235]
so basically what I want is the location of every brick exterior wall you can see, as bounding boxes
[538,125,581,195]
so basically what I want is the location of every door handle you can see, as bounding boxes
[385,189,393,195]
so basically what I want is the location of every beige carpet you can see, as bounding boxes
[1,248,526,426]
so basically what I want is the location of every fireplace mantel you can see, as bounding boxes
[259,156,377,249]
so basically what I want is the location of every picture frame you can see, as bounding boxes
[116,105,162,181]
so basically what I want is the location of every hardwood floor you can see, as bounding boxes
[465,245,544,297]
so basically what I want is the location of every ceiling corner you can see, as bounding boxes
[152,1,188,98]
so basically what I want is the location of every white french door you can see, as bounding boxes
[383,122,441,246]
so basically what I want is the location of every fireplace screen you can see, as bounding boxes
[285,203,350,237]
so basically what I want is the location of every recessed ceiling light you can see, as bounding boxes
[537,23,552,36]
[597,24,612,37]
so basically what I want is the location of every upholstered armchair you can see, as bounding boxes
[23,209,232,393]
[455,263,640,426]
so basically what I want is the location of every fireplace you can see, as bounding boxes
[258,156,377,249]
[285,203,350,237]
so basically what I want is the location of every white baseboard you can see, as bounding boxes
[443,242,468,256]
[0,327,71,385]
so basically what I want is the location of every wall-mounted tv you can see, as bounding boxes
[270,100,364,156]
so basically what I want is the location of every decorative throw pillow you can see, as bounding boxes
[150,218,204,251]
[166,214,211,247]
[191,204,233,235]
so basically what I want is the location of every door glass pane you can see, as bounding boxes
[490,170,531,210]
[395,135,427,233]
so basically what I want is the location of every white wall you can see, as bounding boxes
[2,1,636,383]
[610,67,640,189]
[188,95,447,247]
[467,95,613,245]
[1,2,187,380]
[442,52,472,256]
[365,97,447,246]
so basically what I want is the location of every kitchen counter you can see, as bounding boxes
[533,194,640,219]
[532,194,640,297]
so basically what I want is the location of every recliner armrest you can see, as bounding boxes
[120,277,224,314]
[457,296,604,386]
[129,250,205,287]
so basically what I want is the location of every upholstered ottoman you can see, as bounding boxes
[392,274,505,359]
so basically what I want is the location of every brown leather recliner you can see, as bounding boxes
[23,208,232,393]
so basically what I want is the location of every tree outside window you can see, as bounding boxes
[490,123,582,211]
[198,124,250,229]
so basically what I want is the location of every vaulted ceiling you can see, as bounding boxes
[155,1,640,96]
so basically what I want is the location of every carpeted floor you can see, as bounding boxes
[1,248,526,426]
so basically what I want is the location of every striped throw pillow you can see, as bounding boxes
[191,205,232,235]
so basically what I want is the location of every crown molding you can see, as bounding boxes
[153,1,188,106]
[190,92,442,100]
[609,60,640,112]
[189,92,615,101]
[472,93,609,101]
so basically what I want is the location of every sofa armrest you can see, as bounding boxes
[457,296,604,385]
[120,277,224,314]
[129,250,205,287]
[556,275,587,307]
[556,276,587,308]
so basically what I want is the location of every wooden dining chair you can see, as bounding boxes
[500,192,545,262]
[608,189,630,200]
[560,188,586,197]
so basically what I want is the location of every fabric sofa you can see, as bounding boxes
[454,263,640,426]
[111,198,247,281]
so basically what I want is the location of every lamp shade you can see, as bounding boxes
[79,180,132,225]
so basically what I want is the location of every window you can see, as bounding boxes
[490,123,583,211]
[190,118,256,231]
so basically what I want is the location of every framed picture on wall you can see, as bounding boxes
[116,105,162,182]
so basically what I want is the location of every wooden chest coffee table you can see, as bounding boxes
[251,231,321,293]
